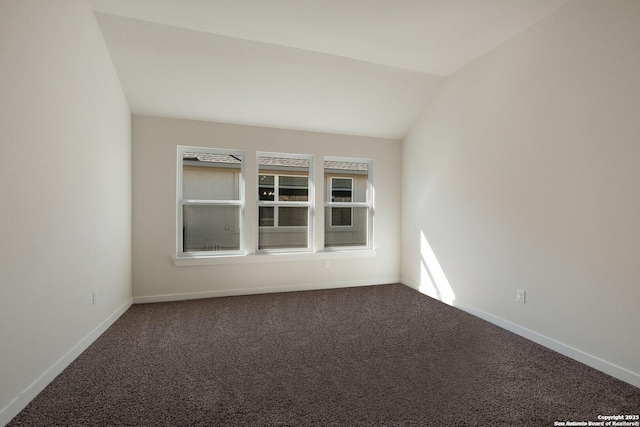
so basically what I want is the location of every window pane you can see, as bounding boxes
[183,152,241,201]
[258,158,310,202]
[325,160,368,203]
[278,207,308,227]
[259,175,275,201]
[259,206,274,227]
[331,178,352,202]
[325,206,367,247]
[331,207,352,226]
[279,176,307,187]
[259,228,308,250]
[183,205,240,252]
[332,178,352,190]
[279,176,308,201]
[259,174,275,185]
[259,187,275,201]
[279,187,308,201]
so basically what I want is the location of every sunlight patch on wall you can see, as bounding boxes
[419,230,455,305]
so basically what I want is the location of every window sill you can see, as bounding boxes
[172,249,376,266]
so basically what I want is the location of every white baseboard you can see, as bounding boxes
[401,280,640,389]
[133,277,400,304]
[0,298,133,427]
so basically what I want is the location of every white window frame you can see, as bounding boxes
[257,152,314,254]
[176,146,245,258]
[324,156,374,251]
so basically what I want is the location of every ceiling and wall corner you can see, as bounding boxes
[89,0,571,139]
[400,0,640,386]
[94,13,444,140]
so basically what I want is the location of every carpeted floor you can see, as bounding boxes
[8,284,640,426]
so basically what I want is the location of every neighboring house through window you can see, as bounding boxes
[329,177,354,227]
[257,153,313,252]
[176,148,372,258]
[177,146,244,256]
[324,157,373,249]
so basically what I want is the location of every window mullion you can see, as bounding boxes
[274,175,280,227]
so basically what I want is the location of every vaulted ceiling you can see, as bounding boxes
[90,0,571,139]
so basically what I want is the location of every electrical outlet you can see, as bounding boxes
[516,289,526,304]
[92,290,97,305]
[323,259,329,269]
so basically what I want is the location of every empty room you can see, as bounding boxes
[1,0,639,425]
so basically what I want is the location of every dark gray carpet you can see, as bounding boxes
[8,284,639,426]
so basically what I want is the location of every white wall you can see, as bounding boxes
[401,0,640,386]
[0,1,132,424]
[133,115,400,301]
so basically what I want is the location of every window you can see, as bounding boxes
[324,158,372,249]
[175,148,374,260]
[258,153,313,252]
[177,147,244,256]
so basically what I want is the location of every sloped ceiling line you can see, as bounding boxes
[90,0,571,139]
